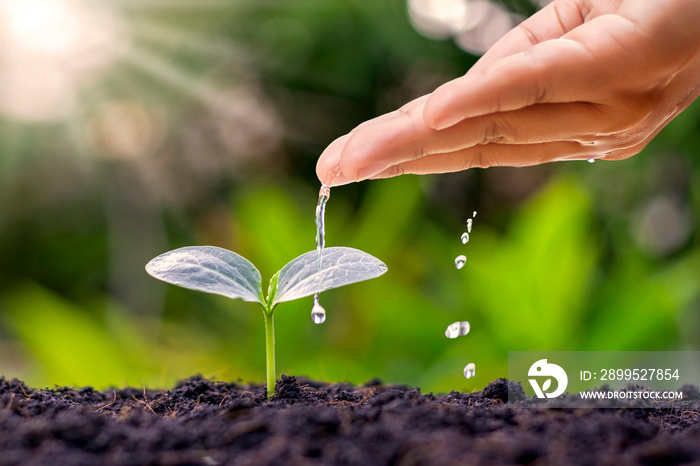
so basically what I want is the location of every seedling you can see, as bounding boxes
[146,246,387,398]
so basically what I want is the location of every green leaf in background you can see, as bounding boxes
[1,284,131,387]
[350,176,424,258]
[0,284,257,389]
[465,177,597,351]
[584,251,700,351]
[234,184,317,278]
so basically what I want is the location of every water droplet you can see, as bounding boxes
[461,232,470,244]
[472,211,477,218]
[445,321,470,338]
[587,158,595,163]
[311,301,326,324]
[455,255,466,269]
[463,363,476,379]
[466,218,473,234]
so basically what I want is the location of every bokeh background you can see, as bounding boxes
[0,0,698,393]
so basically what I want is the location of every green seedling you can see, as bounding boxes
[146,246,387,398]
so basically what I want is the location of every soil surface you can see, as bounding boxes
[1,375,699,465]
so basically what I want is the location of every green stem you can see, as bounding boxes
[263,308,276,399]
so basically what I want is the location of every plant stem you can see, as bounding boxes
[263,309,276,399]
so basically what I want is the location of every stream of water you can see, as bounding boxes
[311,185,330,324]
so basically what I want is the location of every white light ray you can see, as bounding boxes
[121,45,225,109]
[130,20,249,63]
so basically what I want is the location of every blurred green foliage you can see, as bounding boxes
[0,0,698,392]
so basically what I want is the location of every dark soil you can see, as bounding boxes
[1,375,699,466]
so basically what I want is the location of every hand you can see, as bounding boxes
[316,0,700,186]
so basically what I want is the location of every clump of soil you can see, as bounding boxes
[0,375,698,465]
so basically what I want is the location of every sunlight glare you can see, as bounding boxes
[454,1,515,54]
[407,0,520,55]
[0,0,126,122]
[2,0,83,54]
[408,0,470,39]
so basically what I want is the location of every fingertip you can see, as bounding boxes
[326,171,353,187]
[333,132,363,181]
[319,124,391,185]
[316,134,352,186]
[335,130,391,182]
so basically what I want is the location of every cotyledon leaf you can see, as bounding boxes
[146,246,263,304]
[273,247,388,305]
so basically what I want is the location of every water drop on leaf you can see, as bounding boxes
[311,302,326,324]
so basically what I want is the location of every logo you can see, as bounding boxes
[528,359,568,398]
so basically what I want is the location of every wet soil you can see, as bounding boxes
[0,375,699,465]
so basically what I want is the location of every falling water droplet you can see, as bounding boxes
[466,218,473,234]
[455,255,466,269]
[463,363,476,379]
[587,158,596,163]
[445,321,470,338]
[311,301,326,324]
[461,232,470,244]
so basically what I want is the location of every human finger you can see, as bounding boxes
[423,15,642,130]
[368,140,599,178]
[316,134,352,186]
[467,0,595,75]
[316,96,432,186]
[332,99,634,182]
